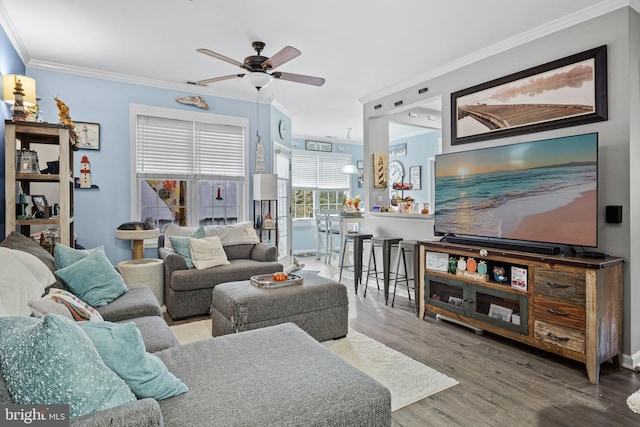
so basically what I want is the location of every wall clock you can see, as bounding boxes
[278,120,287,140]
[389,160,404,185]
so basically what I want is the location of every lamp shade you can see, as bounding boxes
[341,164,358,174]
[3,74,36,106]
[253,173,278,200]
[245,72,273,90]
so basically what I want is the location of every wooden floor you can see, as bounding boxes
[298,255,640,427]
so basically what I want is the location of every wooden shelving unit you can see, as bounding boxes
[4,121,75,247]
[418,240,624,384]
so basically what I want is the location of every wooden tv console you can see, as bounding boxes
[418,241,624,384]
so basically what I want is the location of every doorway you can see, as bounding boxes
[274,143,292,264]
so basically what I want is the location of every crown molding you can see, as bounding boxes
[0,1,30,67]
[27,59,275,105]
[360,0,635,104]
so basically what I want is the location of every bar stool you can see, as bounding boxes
[315,209,330,262]
[391,240,417,307]
[365,237,403,304]
[339,232,373,294]
[326,210,343,264]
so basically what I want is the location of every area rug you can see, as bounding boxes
[627,389,640,414]
[169,320,458,411]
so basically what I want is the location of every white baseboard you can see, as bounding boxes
[622,350,640,371]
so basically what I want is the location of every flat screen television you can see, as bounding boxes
[434,133,598,250]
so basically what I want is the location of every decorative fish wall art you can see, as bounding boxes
[175,96,209,110]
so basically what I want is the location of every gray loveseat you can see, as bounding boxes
[0,232,391,426]
[158,222,283,319]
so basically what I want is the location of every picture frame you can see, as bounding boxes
[74,121,100,150]
[451,45,607,145]
[389,143,407,158]
[372,153,388,188]
[447,296,464,308]
[488,303,513,322]
[305,140,332,152]
[31,194,49,219]
[409,166,421,190]
[511,266,528,291]
[426,251,449,272]
[356,160,364,169]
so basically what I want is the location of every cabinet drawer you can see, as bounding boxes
[534,320,585,354]
[534,268,585,302]
[534,295,585,330]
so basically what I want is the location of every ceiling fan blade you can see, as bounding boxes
[197,48,244,68]
[262,46,301,70]
[197,74,245,85]
[272,71,325,87]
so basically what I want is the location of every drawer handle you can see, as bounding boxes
[546,332,569,342]
[547,308,570,317]
[546,281,570,288]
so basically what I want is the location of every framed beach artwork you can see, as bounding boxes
[74,121,100,150]
[451,45,607,145]
[372,153,388,188]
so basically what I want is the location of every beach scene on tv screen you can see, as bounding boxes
[435,133,598,247]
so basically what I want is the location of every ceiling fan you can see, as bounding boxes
[195,41,325,90]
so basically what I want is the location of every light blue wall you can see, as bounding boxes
[0,25,26,236]
[390,131,441,204]
[290,138,363,253]
[21,68,277,264]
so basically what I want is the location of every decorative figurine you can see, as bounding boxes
[493,266,508,283]
[466,257,477,273]
[448,257,458,274]
[457,257,466,271]
[477,260,488,275]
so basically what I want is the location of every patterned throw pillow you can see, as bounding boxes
[0,314,135,418]
[78,321,188,400]
[29,289,104,321]
[189,236,230,269]
[54,252,128,307]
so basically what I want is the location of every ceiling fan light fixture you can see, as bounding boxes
[245,72,273,90]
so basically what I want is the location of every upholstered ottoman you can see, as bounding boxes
[211,273,348,341]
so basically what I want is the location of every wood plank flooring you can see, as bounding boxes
[299,255,640,427]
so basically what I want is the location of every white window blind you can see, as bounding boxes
[136,115,245,179]
[292,151,350,189]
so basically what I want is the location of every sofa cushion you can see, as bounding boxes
[123,315,180,352]
[0,247,56,317]
[169,259,283,292]
[29,288,104,321]
[190,236,230,269]
[96,283,162,322]
[55,252,128,307]
[155,323,391,427]
[163,225,205,252]
[77,321,188,400]
[163,222,260,251]
[0,314,136,418]
[54,243,105,269]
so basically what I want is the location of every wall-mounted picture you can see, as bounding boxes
[451,45,607,145]
[389,143,407,157]
[409,166,421,190]
[372,153,388,188]
[74,121,100,150]
[357,160,364,169]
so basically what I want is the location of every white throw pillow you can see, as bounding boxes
[189,236,230,270]
[0,247,56,317]
[162,223,198,251]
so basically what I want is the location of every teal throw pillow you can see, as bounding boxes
[78,321,188,400]
[54,243,105,269]
[55,252,128,307]
[169,226,205,268]
[0,314,135,418]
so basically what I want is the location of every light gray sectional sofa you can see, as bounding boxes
[0,232,392,426]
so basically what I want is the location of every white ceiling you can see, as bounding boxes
[0,0,627,143]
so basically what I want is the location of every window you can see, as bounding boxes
[291,151,350,219]
[132,105,248,229]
